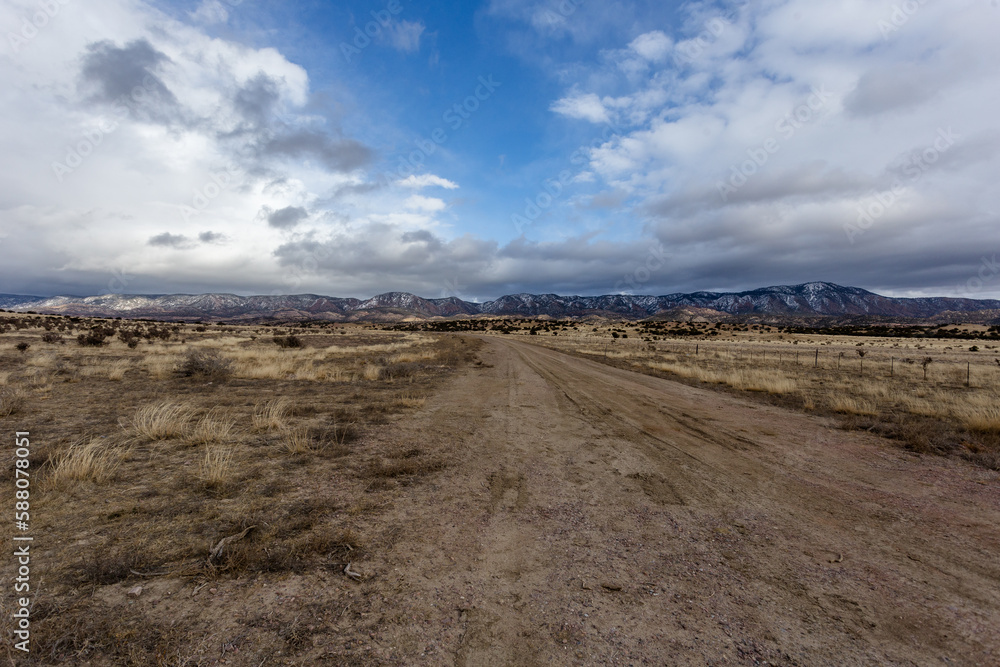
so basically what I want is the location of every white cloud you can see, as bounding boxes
[3,0,1000,300]
[545,0,1000,297]
[551,92,610,123]
[0,0,378,296]
[398,174,459,189]
[404,195,447,212]
[629,30,671,62]
[386,20,425,53]
[189,0,229,25]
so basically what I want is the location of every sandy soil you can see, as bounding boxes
[56,335,1000,665]
[332,336,1000,665]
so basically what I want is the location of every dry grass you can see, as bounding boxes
[283,427,315,455]
[830,396,879,416]
[395,395,427,409]
[128,402,192,440]
[731,370,798,395]
[144,354,182,379]
[253,398,289,431]
[526,329,1000,468]
[108,359,130,381]
[362,364,383,381]
[0,386,24,418]
[0,319,483,664]
[199,445,235,487]
[211,346,360,381]
[190,408,237,445]
[648,361,796,394]
[48,438,131,488]
[953,401,1000,433]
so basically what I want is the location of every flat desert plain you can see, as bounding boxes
[1,316,998,665]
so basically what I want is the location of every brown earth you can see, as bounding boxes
[14,333,1000,665]
[332,336,1000,665]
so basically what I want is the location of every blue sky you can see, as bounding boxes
[1,0,999,300]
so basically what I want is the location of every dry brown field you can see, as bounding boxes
[1,313,998,665]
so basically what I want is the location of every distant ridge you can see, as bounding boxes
[2,283,999,322]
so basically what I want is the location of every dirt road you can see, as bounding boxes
[345,337,1000,665]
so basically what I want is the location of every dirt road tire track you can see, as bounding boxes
[338,337,1000,665]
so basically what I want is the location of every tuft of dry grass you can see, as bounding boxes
[144,354,182,379]
[362,364,383,381]
[0,386,24,418]
[128,402,192,440]
[190,408,237,445]
[395,395,426,409]
[731,370,797,395]
[953,402,1000,433]
[199,445,235,487]
[107,360,130,381]
[283,427,315,455]
[253,398,289,431]
[48,438,131,488]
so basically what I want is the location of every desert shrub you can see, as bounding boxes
[179,349,233,380]
[15,342,29,353]
[41,332,62,344]
[273,335,303,349]
[77,332,108,347]
[118,331,139,347]
[383,362,418,379]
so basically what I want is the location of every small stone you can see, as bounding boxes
[127,585,143,598]
[209,587,218,594]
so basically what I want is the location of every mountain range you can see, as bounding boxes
[1,282,999,322]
